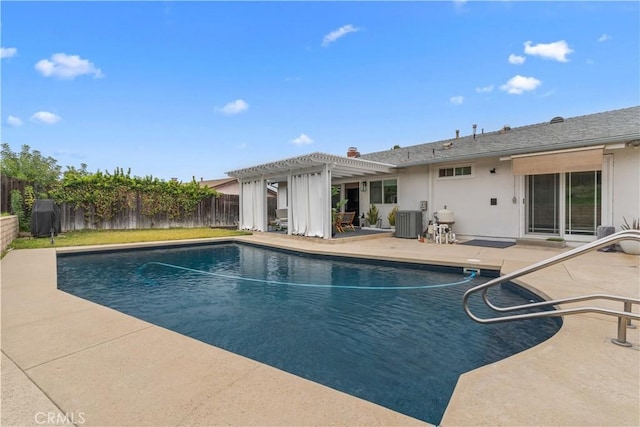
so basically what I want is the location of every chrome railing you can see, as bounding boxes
[463,229,640,347]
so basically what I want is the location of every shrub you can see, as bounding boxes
[621,217,640,230]
[10,189,29,231]
[366,204,380,226]
[388,206,399,227]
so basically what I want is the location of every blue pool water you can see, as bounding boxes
[57,243,560,424]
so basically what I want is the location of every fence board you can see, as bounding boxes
[1,176,30,213]
[4,185,278,231]
[58,194,243,231]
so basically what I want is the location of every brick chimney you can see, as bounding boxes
[347,147,360,158]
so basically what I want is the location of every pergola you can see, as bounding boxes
[226,152,395,239]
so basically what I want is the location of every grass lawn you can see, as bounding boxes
[8,228,251,250]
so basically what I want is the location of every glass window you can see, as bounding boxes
[370,181,382,204]
[369,179,397,204]
[383,180,397,204]
[439,168,453,177]
[439,165,472,178]
[455,166,472,175]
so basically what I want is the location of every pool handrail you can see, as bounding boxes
[463,229,640,347]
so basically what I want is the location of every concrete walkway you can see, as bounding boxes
[1,235,638,426]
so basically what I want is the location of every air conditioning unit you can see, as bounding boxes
[395,210,423,238]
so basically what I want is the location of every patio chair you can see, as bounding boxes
[336,211,356,233]
[275,208,288,230]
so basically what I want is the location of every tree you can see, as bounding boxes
[1,143,62,193]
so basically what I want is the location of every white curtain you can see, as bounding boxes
[291,174,308,235]
[241,180,255,230]
[240,180,265,231]
[254,180,265,231]
[290,172,325,237]
[307,172,324,237]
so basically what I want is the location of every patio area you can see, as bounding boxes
[1,234,639,426]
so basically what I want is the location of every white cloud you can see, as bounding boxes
[291,133,313,145]
[540,89,556,98]
[7,115,23,127]
[216,99,249,116]
[508,54,526,65]
[453,0,467,10]
[31,111,61,124]
[500,75,542,95]
[598,33,612,42]
[35,53,104,79]
[450,96,464,105]
[476,85,494,94]
[523,40,573,62]
[1,47,17,59]
[322,24,360,47]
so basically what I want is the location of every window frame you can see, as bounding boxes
[368,178,398,205]
[437,164,473,179]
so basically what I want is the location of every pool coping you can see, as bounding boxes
[2,235,639,426]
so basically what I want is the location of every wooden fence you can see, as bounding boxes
[1,176,30,213]
[1,173,279,231]
[58,194,278,232]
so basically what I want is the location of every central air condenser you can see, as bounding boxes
[395,210,423,238]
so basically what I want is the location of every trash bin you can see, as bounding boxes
[597,225,616,252]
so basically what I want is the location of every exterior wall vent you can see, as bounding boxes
[550,116,565,124]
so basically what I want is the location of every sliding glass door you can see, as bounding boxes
[526,171,601,237]
[565,171,601,236]
[526,174,560,234]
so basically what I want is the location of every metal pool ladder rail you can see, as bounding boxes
[463,229,640,347]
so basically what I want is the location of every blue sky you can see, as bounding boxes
[2,1,639,182]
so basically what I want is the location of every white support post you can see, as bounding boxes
[287,173,292,235]
[324,163,332,240]
[259,178,267,232]
[238,179,244,230]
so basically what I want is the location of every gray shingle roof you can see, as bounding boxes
[360,106,640,167]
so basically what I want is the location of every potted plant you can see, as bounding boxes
[365,204,381,228]
[619,217,640,255]
[388,206,398,230]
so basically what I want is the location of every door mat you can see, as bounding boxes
[459,239,516,249]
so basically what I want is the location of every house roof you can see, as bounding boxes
[225,106,639,180]
[226,152,395,180]
[200,178,237,188]
[360,106,640,167]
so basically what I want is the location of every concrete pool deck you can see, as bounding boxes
[1,234,638,426]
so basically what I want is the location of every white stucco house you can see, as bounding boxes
[226,106,640,243]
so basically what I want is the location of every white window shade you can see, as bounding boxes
[512,146,604,176]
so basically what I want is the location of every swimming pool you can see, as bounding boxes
[57,242,560,424]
